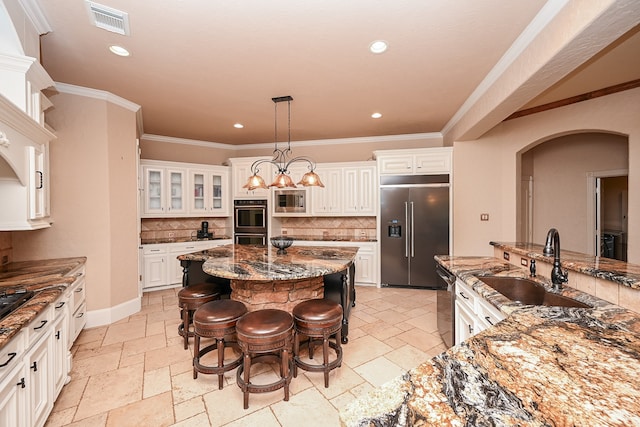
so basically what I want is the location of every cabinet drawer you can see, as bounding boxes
[476,300,505,329]
[143,245,168,255]
[53,294,69,320]
[72,302,87,343]
[26,305,53,348]
[0,330,24,379]
[455,280,476,309]
[70,278,86,313]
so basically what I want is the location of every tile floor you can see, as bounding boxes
[45,286,447,427]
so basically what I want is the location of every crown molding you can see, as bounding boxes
[142,132,442,151]
[18,0,52,34]
[54,82,141,112]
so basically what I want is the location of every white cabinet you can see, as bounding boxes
[141,165,187,216]
[311,162,377,217]
[311,166,343,215]
[0,330,26,426]
[189,167,229,216]
[141,239,232,290]
[28,142,49,220]
[343,165,377,215]
[228,157,273,200]
[454,279,505,345]
[51,297,69,400]
[375,147,452,175]
[26,330,52,427]
[140,160,230,218]
[66,265,87,346]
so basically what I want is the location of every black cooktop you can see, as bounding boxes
[0,291,34,320]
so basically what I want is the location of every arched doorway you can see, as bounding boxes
[517,132,628,257]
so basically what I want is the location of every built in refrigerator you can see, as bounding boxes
[380,175,450,288]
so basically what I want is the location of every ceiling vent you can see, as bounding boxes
[85,1,130,35]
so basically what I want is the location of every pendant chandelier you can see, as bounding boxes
[243,96,324,190]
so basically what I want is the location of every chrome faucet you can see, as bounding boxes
[543,228,568,290]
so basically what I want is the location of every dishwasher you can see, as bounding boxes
[436,265,456,348]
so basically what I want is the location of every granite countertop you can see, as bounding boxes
[178,244,358,281]
[341,255,640,426]
[0,257,87,349]
[140,235,232,245]
[286,235,377,243]
[491,241,640,289]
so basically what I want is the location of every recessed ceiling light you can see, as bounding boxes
[109,45,130,56]
[371,112,382,119]
[369,40,388,54]
[234,123,244,129]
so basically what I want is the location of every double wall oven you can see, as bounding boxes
[234,200,268,245]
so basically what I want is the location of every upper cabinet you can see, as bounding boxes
[375,147,452,175]
[228,157,273,200]
[311,161,377,217]
[140,160,229,218]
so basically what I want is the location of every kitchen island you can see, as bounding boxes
[340,255,640,426]
[178,244,359,339]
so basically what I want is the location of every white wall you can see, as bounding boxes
[453,87,640,262]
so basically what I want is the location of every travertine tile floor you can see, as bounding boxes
[45,286,446,427]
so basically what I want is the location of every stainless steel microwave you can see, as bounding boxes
[274,189,307,213]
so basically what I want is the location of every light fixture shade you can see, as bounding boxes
[298,171,324,187]
[269,173,297,188]
[243,174,268,190]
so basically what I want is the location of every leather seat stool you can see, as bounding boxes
[193,299,248,389]
[235,309,294,409]
[177,283,221,349]
[292,298,343,388]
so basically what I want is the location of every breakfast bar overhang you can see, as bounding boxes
[178,244,359,342]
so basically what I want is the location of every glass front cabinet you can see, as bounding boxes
[141,160,229,217]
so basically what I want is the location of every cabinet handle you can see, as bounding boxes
[76,312,85,318]
[468,324,474,334]
[76,288,83,293]
[16,378,25,389]
[36,171,43,189]
[485,316,494,326]
[459,292,469,300]
[56,331,61,340]
[31,361,38,372]
[33,320,48,330]
[0,352,17,367]
[55,302,65,309]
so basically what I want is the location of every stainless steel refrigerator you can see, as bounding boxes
[380,175,450,288]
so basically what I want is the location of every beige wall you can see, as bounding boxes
[12,92,139,312]
[524,133,627,252]
[453,87,640,262]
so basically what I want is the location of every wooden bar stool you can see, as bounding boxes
[235,309,294,409]
[292,298,343,388]
[177,283,221,349]
[193,299,247,389]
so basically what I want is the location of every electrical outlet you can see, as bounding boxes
[520,258,528,266]
[480,213,489,221]
[503,251,510,261]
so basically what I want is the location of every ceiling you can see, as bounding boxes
[36,1,640,146]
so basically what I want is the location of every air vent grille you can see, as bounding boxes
[85,1,130,35]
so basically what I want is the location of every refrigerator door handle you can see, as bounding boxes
[410,201,415,257]
[404,202,409,258]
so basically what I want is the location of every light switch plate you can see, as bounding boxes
[480,213,489,221]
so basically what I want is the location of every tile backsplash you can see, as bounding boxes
[140,218,231,241]
[0,232,11,264]
[279,217,376,240]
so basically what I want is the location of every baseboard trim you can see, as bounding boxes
[85,296,142,328]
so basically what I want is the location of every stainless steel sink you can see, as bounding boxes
[478,276,591,308]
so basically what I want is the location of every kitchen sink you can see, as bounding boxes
[477,276,591,308]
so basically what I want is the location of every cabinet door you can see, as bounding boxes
[27,334,52,427]
[414,151,451,174]
[143,167,165,215]
[28,143,48,220]
[354,247,376,285]
[343,166,376,216]
[378,155,413,174]
[208,169,229,216]
[51,310,68,399]
[189,170,208,214]
[143,254,167,289]
[166,168,186,215]
[454,300,475,345]
[231,159,272,199]
[311,167,342,215]
[0,365,26,427]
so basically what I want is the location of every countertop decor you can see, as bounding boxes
[340,255,640,426]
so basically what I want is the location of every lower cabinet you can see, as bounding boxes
[141,240,233,291]
[454,279,505,346]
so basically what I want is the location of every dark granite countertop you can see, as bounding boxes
[341,255,640,426]
[0,257,86,350]
[285,235,377,243]
[179,244,358,281]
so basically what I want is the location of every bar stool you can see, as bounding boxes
[235,309,294,409]
[292,298,343,388]
[177,283,221,349]
[193,299,247,389]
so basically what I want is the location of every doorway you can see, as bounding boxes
[589,172,628,261]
